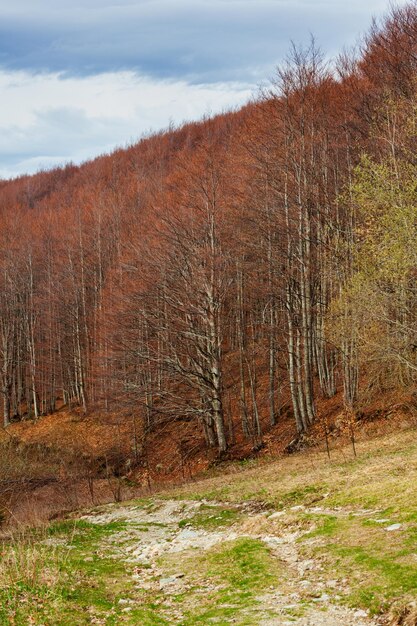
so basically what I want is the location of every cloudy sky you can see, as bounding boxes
[0,0,405,179]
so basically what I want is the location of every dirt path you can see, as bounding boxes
[81,499,383,625]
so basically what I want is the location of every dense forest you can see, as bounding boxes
[0,3,416,460]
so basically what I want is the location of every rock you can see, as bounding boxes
[313,592,330,602]
[159,573,185,589]
[385,523,402,531]
[160,576,177,586]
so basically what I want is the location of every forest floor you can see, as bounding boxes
[1,427,417,625]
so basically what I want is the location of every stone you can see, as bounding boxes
[159,573,185,589]
[313,592,330,602]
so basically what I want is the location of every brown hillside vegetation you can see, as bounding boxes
[1,388,416,527]
[0,4,417,526]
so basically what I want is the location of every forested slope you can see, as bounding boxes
[0,3,416,473]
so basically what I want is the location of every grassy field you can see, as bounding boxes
[171,427,417,616]
[0,427,416,625]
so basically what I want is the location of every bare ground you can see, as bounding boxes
[80,498,384,625]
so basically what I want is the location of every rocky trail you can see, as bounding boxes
[78,498,384,625]
[3,429,416,625]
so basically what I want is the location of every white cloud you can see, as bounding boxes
[0,0,405,83]
[0,0,410,178]
[0,70,253,178]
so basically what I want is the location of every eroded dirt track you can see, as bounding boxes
[80,499,383,625]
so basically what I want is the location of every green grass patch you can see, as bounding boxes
[276,483,328,509]
[208,537,276,595]
[300,512,417,616]
[303,514,340,538]
[178,505,240,530]
[157,537,282,625]
[48,518,128,542]
[0,517,140,625]
[332,544,417,614]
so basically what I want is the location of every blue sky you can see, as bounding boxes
[0,0,406,178]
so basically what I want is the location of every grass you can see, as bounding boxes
[303,513,340,538]
[158,537,282,625]
[1,427,417,623]
[207,537,276,596]
[335,545,417,613]
[0,519,141,625]
[168,427,417,617]
[0,533,68,625]
[304,514,417,614]
[178,505,240,530]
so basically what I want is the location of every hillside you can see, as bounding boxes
[0,1,416,531]
[1,1,417,625]
[1,427,417,625]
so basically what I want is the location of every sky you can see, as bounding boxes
[0,0,407,179]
